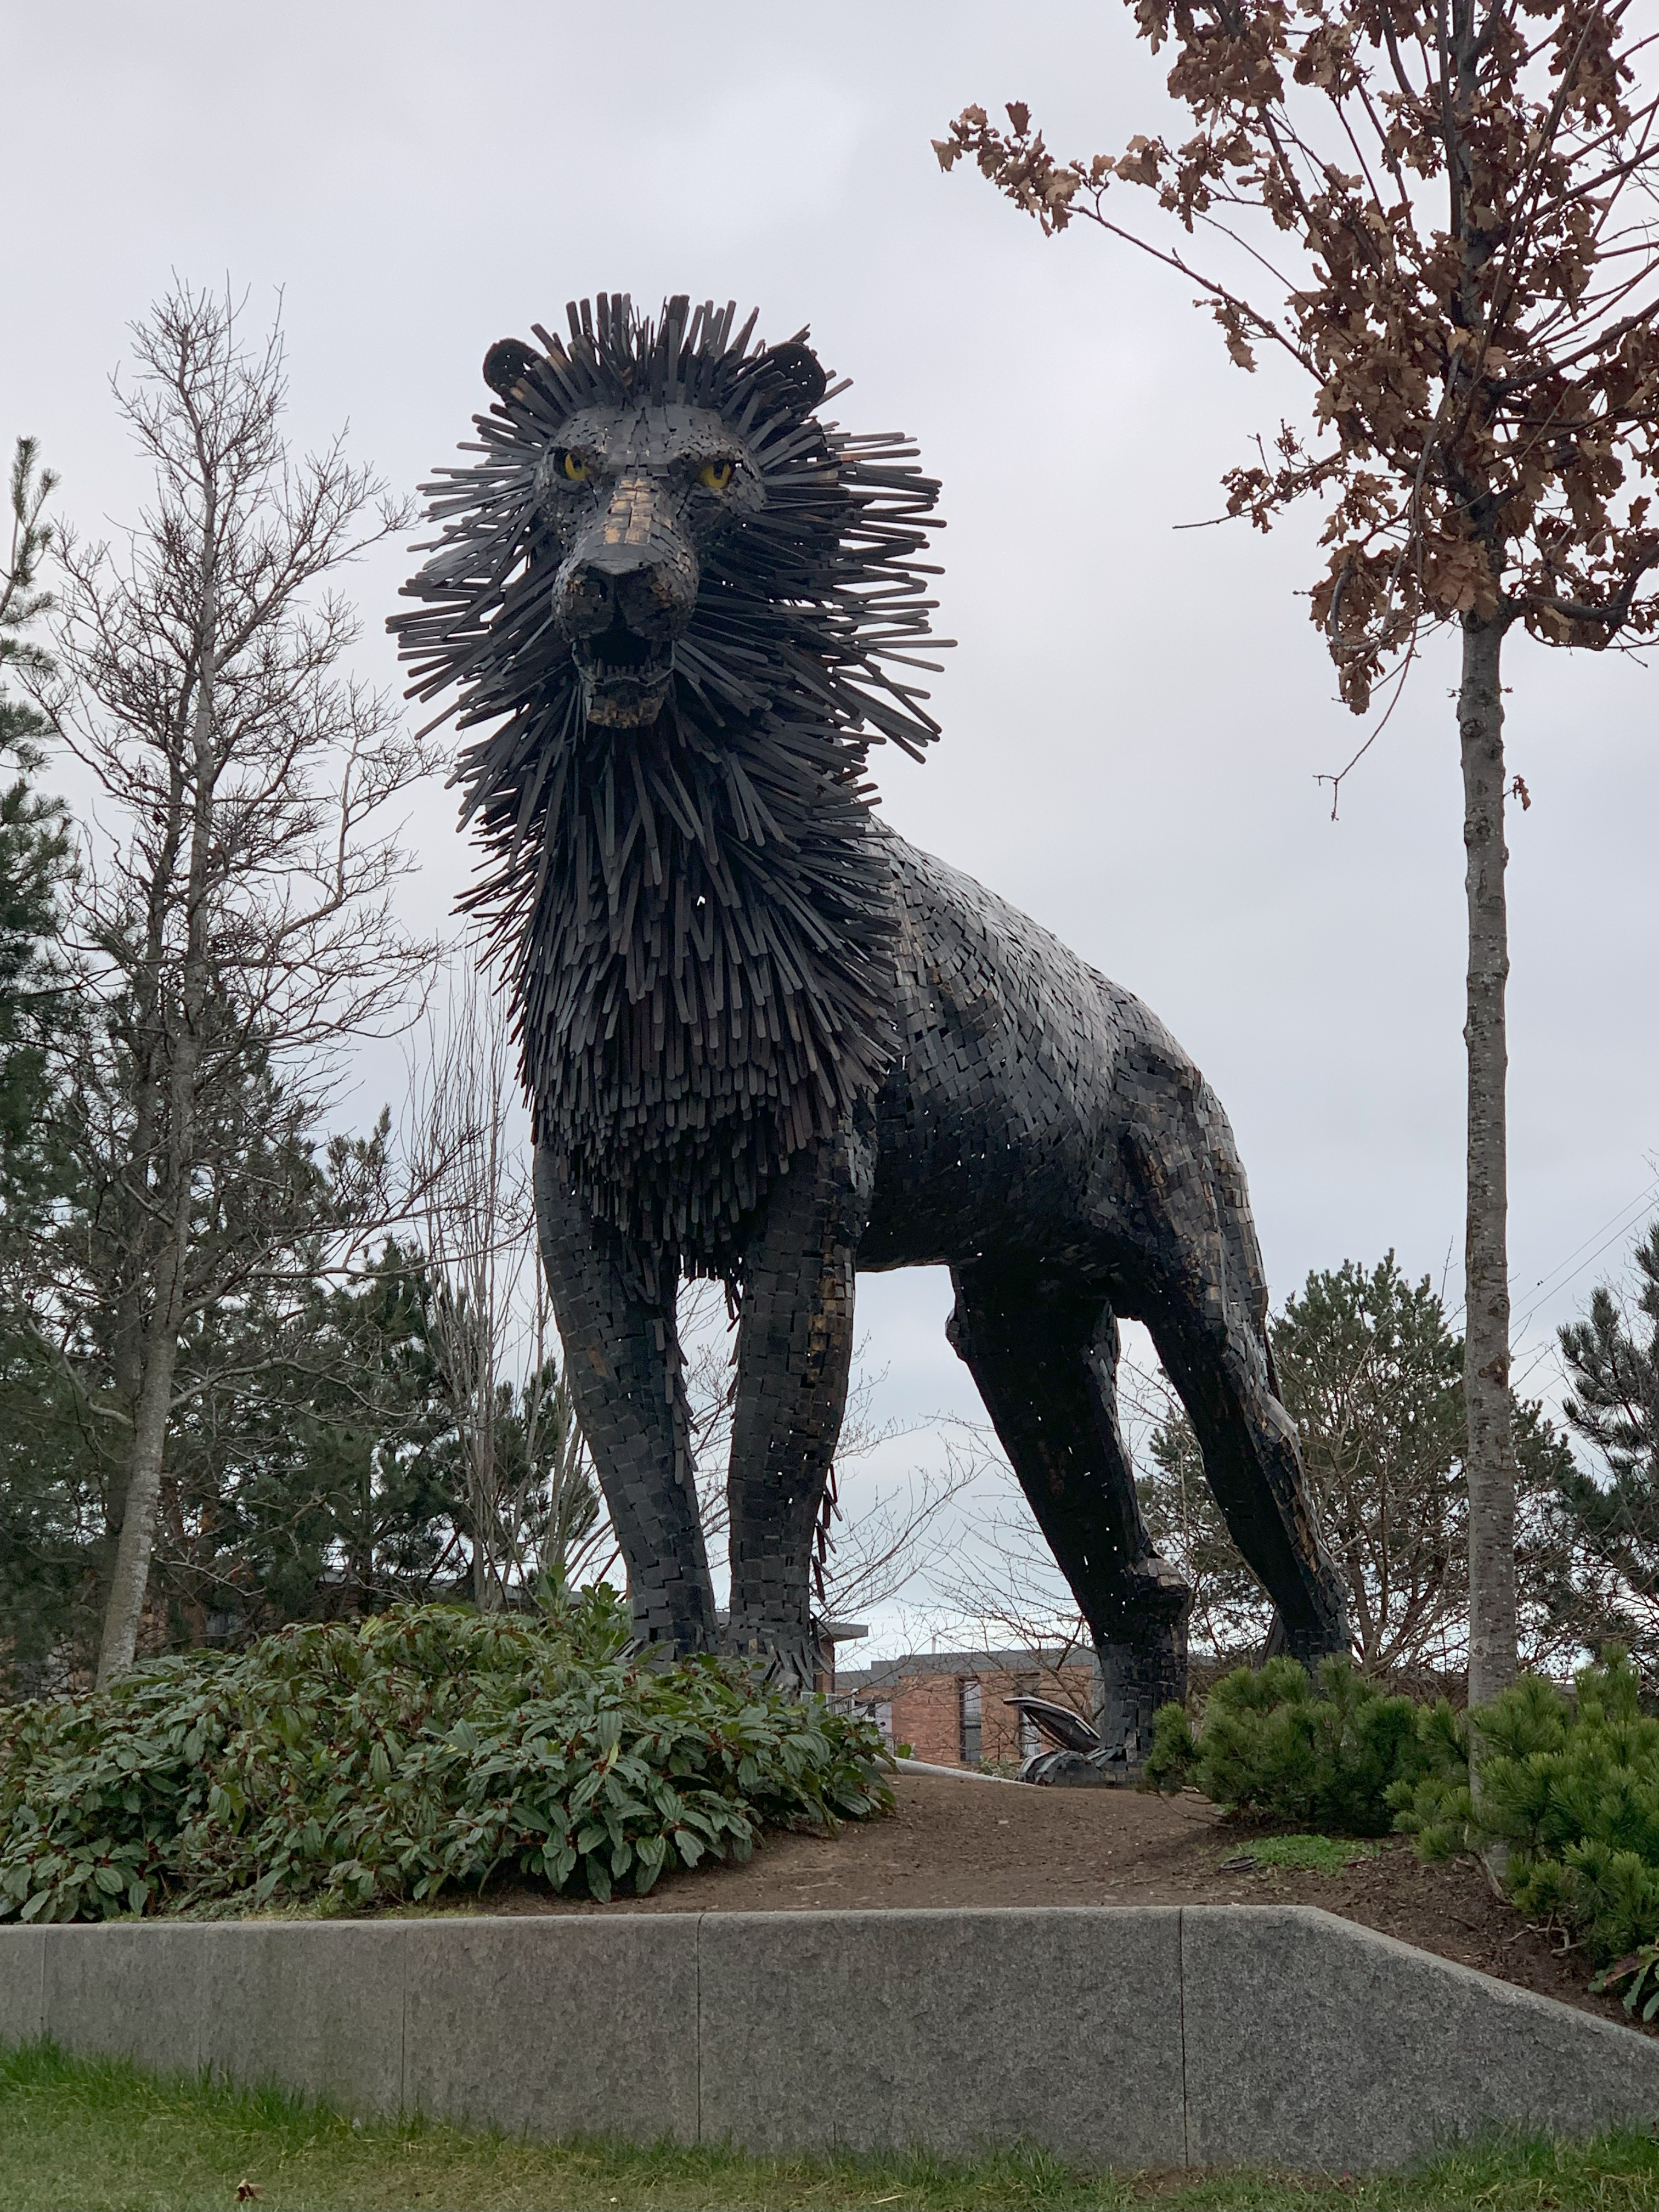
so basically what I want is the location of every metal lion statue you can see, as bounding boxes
[394,292,1348,1763]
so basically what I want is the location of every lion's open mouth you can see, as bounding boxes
[573,619,674,727]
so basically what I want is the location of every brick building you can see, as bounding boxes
[838,1647,1099,1771]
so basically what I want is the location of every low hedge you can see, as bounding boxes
[0,1590,891,1923]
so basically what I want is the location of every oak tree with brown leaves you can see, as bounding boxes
[939,0,1659,1706]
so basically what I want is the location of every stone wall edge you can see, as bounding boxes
[1,1905,1655,2169]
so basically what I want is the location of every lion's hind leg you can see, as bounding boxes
[946,1264,1191,1768]
[1141,1294,1350,1671]
[1120,1082,1351,1670]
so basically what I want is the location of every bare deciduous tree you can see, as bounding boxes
[932,1425,1107,1723]
[408,954,613,1606]
[409,957,530,1610]
[940,0,1659,1705]
[37,284,435,1684]
[676,1282,967,1624]
[812,1455,979,1623]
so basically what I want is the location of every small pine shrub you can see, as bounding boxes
[1154,1643,1659,1968]
[1147,1656,1430,1833]
[1394,1649,1659,1963]
[0,1590,891,1925]
[1145,1702,1199,1791]
[1381,1696,1470,1855]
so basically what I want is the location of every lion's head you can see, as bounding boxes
[394,294,946,1273]
[478,327,830,733]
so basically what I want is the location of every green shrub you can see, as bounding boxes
[0,1590,891,1924]
[1152,1643,1659,1967]
[1593,1943,1659,2022]
[1395,1649,1659,1963]
[1147,1656,1431,1833]
[1144,1701,1199,1791]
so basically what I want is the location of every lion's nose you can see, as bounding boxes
[559,559,691,642]
[557,481,698,644]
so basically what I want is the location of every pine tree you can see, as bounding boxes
[1556,1222,1659,1675]
[0,437,87,1692]
[0,437,72,1242]
[1142,1254,1583,1678]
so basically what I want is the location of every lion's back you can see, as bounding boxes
[861,831,1197,1268]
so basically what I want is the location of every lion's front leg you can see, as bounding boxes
[533,1148,718,1656]
[724,1119,876,1686]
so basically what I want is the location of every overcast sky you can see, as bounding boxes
[5,1,1656,1652]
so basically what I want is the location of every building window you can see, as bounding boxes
[1015,1674,1042,1761]
[959,1676,983,1767]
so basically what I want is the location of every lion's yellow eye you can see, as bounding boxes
[560,450,589,483]
[698,459,734,492]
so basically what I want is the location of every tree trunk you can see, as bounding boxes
[472,1420,500,1612]
[1460,610,1517,1710]
[94,1293,185,1686]
[472,1480,489,1610]
[95,565,217,1686]
[353,1459,375,1616]
[95,779,186,1632]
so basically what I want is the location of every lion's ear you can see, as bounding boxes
[760,342,827,415]
[483,339,541,398]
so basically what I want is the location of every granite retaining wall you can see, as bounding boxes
[3,1905,1655,2171]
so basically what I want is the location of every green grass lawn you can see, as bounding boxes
[4,2041,1659,2211]
[1215,1833,1383,1876]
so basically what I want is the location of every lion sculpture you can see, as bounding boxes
[395,293,1349,1761]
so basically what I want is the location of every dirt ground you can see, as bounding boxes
[466,1769,1639,2032]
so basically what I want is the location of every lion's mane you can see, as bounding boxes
[393,294,946,1276]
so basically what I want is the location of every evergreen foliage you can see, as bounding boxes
[0,438,85,1688]
[0,1204,609,1691]
[1167,1637,1659,1965]
[1555,1224,1659,1679]
[1159,1637,1659,1964]
[161,1237,604,1642]
[1396,1650,1659,1964]
[1141,1255,1582,1673]
[0,433,74,1229]
[1145,1656,1430,1831]
[0,1349,102,1697]
[0,1589,889,1923]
